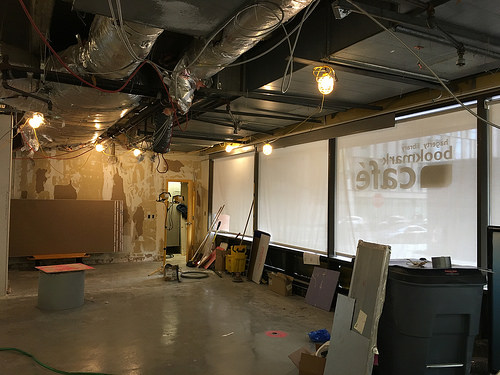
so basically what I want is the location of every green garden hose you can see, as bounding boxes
[0,347,114,375]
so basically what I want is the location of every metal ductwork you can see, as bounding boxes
[46,15,162,80]
[171,0,316,113]
[0,15,163,147]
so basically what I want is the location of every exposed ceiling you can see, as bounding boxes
[1,0,500,155]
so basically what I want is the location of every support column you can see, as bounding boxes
[0,115,12,296]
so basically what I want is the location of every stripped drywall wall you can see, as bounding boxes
[11,145,209,262]
[54,181,77,199]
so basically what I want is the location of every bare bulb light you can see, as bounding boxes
[263,143,273,156]
[28,113,44,129]
[133,149,142,157]
[95,144,104,152]
[313,66,335,95]
[317,75,334,95]
[225,144,234,153]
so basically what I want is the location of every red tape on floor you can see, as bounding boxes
[265,330,288,338]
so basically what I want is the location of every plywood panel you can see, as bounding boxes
[349,240,391,341]
[9,199,123,257]
[325,240,391,375]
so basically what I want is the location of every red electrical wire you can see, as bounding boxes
[17,0,150,94]
[147,62,180,125]
[18,0,190,143]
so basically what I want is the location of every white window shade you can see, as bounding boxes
[336,109,477,265]
[490,101,500,225]
[212,153,254,235]
[258,141,328,253]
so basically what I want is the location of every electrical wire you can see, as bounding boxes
[162,200,172,231]
[31,129,66,175]
[18,0,149,94]
[0,116,26,145]
[185,1,293,70]
[107,0,142,63]
[165,202,174,231]
[223,0,321,69]
[345,0,500,130]
[115,0,140,61]
[0,347,114,375]
[17,0,186,151]
[280,0,316,93]
[183,2,283,70]
[232,2,285,38]
[16,0,172,100]
[155,153,169,173]
[14,143,94,161]
[180,271,209,279]
[279,24,294,93]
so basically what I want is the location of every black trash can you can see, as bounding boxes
[377,262,485,375]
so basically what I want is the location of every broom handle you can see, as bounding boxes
[191,205,224,260]
[240,199,254,246]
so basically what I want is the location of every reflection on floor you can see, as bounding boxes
[1,256,332,375]
[1,255,492,374]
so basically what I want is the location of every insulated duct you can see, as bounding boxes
[0,15,163,147]
[171,0,315,113]
[47,16,162,80]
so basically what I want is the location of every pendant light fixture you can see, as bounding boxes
[313,66,336,95]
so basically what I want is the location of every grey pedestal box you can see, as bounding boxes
[38,271,85,310]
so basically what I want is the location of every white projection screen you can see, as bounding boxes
[212,152,254,235]
[336,108,477,265]
[258,140,328,253]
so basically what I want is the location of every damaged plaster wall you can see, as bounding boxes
[11,145,209,262]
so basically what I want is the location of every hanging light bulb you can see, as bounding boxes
[263,143,273,156]
[95,144,105,152]
[133,148,142,157]
[313,66,336,95]
[225,144,234,153]
[28,113,44,129]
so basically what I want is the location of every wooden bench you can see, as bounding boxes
[28,253,90,266]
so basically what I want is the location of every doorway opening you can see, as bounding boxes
[164,180,194,262]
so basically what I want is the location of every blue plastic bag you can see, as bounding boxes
[308,328,330,343]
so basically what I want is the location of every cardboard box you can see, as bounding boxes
[268,272,293,296]
[288,346,326,375]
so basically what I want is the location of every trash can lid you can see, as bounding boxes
[388,261,485,285]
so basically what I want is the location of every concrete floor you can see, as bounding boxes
[0,256,333,375]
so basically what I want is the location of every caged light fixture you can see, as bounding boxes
[28,112,44,129]
[313,66,336,95]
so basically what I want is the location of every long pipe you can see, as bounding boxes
[2,80,52,111]
[394,25,500,61]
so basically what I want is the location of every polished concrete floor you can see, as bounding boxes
[0,256,333,375]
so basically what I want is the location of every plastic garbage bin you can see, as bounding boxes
[377,262,485,375]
